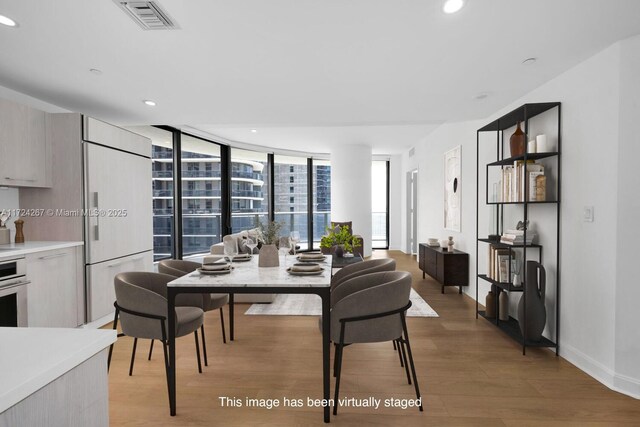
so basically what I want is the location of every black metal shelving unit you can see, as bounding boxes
[475,102,561,355]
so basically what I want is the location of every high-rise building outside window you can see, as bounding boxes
[231,148,269,232]
[275,155,309,250]
[312,159,331,249]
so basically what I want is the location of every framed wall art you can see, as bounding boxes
[444,145,461,232]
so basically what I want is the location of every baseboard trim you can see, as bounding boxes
[561,342,640,399]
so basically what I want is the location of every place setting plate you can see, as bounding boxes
[198,263,234,275]
[229,254,252,263]
[296,254,326,263]
[287,262,324,276]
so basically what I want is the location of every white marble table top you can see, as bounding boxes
[168,254,332,289]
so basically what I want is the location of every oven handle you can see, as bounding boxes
[0,279,30,292]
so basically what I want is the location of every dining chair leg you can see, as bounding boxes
[219,307,227,344]
[396,339,404,367]
[333,344,339,377]
[399,339,412,385]
[200,325,209,367]
[194,331,203,374]
[161,322,171,408]
[148,339,154,360]
[107,307,119,371]
[400,314,423,412]
[393,340,397,350]
[129,337,138,376]
[333,322,347,416]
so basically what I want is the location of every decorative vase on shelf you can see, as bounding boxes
[517,261,547,342]
[14,218,24,243]
[485,290,496,318]
[499,291,509,321]
[258,244,279,267]
[509,121,526,157]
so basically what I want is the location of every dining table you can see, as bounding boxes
[166,254,333,423]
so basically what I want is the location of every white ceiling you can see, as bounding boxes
[1,0,639,154]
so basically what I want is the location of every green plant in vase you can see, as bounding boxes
[320,225,358,256]
[255,218,283,246]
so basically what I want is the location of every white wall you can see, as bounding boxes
[614,35,640,397]
[330,144,372,256]
[401,36,640,398]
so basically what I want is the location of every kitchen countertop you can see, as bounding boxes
[0,327,116,413]
[0,241,83,259]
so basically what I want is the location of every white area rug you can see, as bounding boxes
[245,289,438,317]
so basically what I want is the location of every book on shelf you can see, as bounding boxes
[498,254,515,284]
[497,162,546,202]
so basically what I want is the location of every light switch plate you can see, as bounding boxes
[583,206,594,222]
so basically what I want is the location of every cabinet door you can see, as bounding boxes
[84,143,152,264]
[0,99,50,187]
[424,248,438,278]
[418,245,425,271]
[26,247,81,327]
[86,251,153,322]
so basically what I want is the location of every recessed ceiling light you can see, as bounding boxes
[475,92,489,100]
[522,57,537,65]
[89,68,103,75]
[251,129,257,133]
[0,14,18,27]
[143,100,157,106]
[443,0,465,14]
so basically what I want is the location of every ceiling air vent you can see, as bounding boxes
[113,1,179,30]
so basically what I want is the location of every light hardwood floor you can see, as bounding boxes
[107,251,640,426]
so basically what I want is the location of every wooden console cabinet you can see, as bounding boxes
[419,244,469,294]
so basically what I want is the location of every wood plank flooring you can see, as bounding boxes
[107,251,640,426]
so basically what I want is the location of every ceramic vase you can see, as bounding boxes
[333,245,344,257]
[447,236,454,253]
[517,261,547,342]
[258,244,279,267]
[510,121,526,157]
[499,291,509,321]
[485,290,496,318]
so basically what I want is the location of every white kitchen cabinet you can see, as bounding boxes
[86,250,153,322]
[26,246,83,327]
[0,98,51,188]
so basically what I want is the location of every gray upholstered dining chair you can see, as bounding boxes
[158,259,230,367]
[330,258,396,293]
[328,271,423,415]
[329,257,405,371]
[107,272,205,392]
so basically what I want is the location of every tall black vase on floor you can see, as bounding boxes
[517,261,547,342]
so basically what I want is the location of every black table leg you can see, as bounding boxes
[321,289,331,423]
[168,288,177,416]
[229,293,234,341]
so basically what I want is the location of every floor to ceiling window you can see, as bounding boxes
[372,160,389,249]
[135,125,335,258]
[181,135,222,257]
[132,126,175,261]
[312,159,331,249]
[230,148,269,232]
[274,155,310,250]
